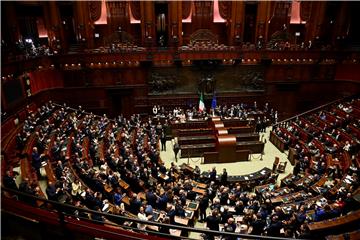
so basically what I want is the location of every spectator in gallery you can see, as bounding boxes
[274,111,278,123]
[152,105,158,115]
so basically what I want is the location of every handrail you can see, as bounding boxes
[272,95,357,128]
[1,187,305,240]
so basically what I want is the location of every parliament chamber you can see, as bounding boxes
[1,1,360,240]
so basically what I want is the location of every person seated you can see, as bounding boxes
[3,170,18,191]
[314,204,332,222]
[220,206,233,224]
[137,206,149,231]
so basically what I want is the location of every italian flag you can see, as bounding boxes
[199,92,205,112]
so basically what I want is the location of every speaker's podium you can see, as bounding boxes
[204,117,245,163]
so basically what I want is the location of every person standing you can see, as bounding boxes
[206,209,221,240]
[152,105,158,115]
[199,192,209,222]
[160,131,167,151]
[173,139,180,162]
[210,167,217,183]
[32,147,44,179]
[220,168,228,186]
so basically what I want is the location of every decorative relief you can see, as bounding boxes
[129,1,140,20]
[148,71,179,94]
[106,1,127,18]
[148,65,265,95]
[88,1,102,22]
[182,1,192,19]
[194,1,213,17]
[189,29,218,44]
[300,1,312,22]
[218,0,232,20]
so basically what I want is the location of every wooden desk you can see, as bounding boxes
[193,181,207,189]
[234,133,259,142]
[281,195,323,215]
[271,191,307,205]
[122,196,130,206]
[308,209,360,232]
[138,192,146,200]
[174,216,189,226]
[236,141,264,154]
[294,175,317,189]
[280,173,295,187]
[288,147,297,165]
[270,131,286,152]
[119,179,129,190]
[217,134,237,163]
[104,184,113,193]
[180,143,216,157]
[177,128,213,137]
[178,135,216,145]
[227,126,254,134]
[227,167,272,185]
[222,119,249,127]
[311,176,328,194]
[192,187,206,195]
[325,229,360,240]
[180,163,194,174]
[255,183,274,195]
[159,173,169,181]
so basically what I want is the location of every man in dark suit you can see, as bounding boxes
[46,181,59,202]
[3,171,18,190]
[173,140,180,161]
[206,209,221,240]
[32,147,44,178]
[199,192,209,222]
[55,160,64,180]
[221,168,228,185]
[160,131,167,151]
[210,167,217,182]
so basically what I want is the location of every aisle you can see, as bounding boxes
[159,126,293,181]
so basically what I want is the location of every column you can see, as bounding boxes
[305,1,326,42]
[141,1,155,46]
[48,1,67,51]
[256,2,269,44]
[3,2,21,46]
[332,2,349,46]
[169,1,182,47]
[229,1,244,45]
